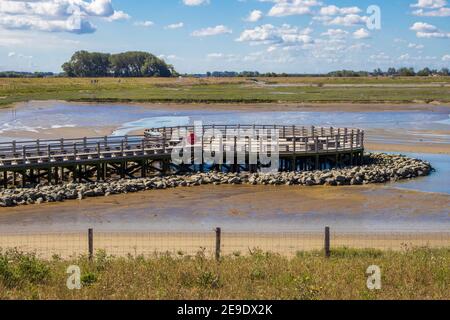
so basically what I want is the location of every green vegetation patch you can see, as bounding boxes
[0,248,448,300]
[1,77,450,108]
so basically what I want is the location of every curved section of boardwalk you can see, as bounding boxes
[0,125,364,188]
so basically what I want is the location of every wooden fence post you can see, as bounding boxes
[215,227,221,261]
[88,228,94,261]
[325,226,331,258]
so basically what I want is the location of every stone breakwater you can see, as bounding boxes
[0,153,432,208]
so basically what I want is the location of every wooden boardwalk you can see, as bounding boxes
[0,125,364,188]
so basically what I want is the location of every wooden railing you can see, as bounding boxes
[0,125,364,168]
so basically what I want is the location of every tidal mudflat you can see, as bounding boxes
[0,101,449,234]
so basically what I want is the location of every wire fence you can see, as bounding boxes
[0,228,449,260]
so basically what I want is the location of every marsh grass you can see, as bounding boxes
[1,77,449,107]
[0,247,448,300]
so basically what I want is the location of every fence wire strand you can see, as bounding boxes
[0,230,449,259]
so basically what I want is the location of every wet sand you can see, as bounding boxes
[366,143,450,154]
[0,185,449,233]
[1,126,117,140]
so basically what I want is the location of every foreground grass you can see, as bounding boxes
[1,77,450,107]
[0,247,448,300]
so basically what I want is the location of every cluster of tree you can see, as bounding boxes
[205,71,307,78]
[0,71,55,78]
[327,70,370,77]
[370,67,449,77]
[62,51,177,77]
[202,68,450,78]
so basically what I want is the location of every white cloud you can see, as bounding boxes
[0,0,129,34]
[206,53,239,61]
[353,28,370,39]
[369,52,391,62]
[410,22,450,38]
[321,29,348,39]
[411,0,447,9]
[191,25,232,37]
[6,51,32,59]
[411,0,450,16]
[410,22,438,32]
[158,54,182,61]
[313,4,368,27]
[106,10,130,22]
[134,21,154,28]
[245,10,263,22]
[183,0,209,6]
[165,22,184,29]
[398,53,437,62]
[442,54,450,61]
[237,24,313,46]
[323,14,368,26]
[319,5,361,16]
[408,43,425,49]
[267,0,322,17]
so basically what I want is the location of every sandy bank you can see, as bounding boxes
[0,230,448,259]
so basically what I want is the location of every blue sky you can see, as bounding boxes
[0,0,449,73]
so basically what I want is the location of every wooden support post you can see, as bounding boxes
[141,160,147,178]
[88,228,94,261]
[54,167,59,185]
[200,127,205,173]
[120,162,125,179]
[72,166,77,183]
[292,125,297,171]
[215,227,221,262]
[325,226,331,258]
[48,167,53,184]
[2,171,7,188]
[233,136,238,173]
[96,164,101,182]
[21,171,26,188]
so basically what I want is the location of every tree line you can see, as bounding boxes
[0,71,55,78]
[204,67,449,78]
[61,51,177,77]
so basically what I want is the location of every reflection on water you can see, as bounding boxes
[112,116,190,136]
